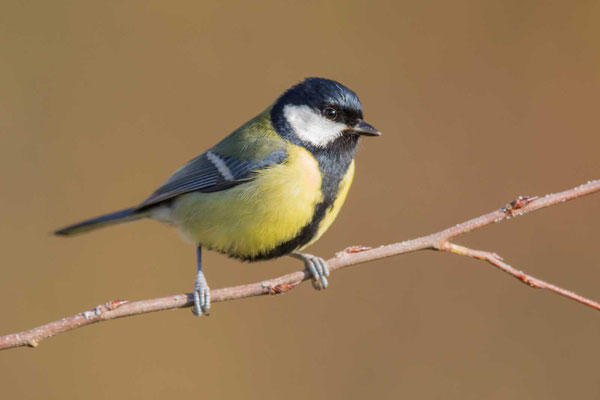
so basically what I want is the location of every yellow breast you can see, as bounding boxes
[170,145,323,258]
[302,160,355,249]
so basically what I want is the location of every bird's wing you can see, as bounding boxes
[136,147,287,210]
[137,107,288,209]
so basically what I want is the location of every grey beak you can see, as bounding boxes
[351,120,381,136]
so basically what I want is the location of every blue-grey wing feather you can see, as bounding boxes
[136,149,287,209]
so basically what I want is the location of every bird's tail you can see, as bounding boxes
[54,207,146,236]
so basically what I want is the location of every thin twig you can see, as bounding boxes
[442,243,600,310]
[1,180,599,350]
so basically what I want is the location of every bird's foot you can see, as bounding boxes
[292,252,330,290]
[192,274,211,317]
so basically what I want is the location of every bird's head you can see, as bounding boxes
[272,77,381,149]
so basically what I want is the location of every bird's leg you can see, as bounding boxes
[192,245,211,316]
[291,252,330,290]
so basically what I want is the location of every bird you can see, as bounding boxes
[55,77,381,317]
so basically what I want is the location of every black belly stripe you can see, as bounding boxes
[244,201,330,261]
[242,135,359,262]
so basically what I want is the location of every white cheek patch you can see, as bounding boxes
[283,104,347,147]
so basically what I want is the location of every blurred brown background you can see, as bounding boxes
[1,1,599,398]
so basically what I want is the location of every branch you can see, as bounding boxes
[1,180,599,350]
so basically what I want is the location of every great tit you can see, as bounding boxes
[55,77,381,316]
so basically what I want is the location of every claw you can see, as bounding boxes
[192,283,211,316]
[192,246,210,317]
[292,252,330,290]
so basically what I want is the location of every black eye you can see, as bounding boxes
[323,107,337,120]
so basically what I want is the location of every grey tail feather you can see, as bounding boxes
[54,207,145,236]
